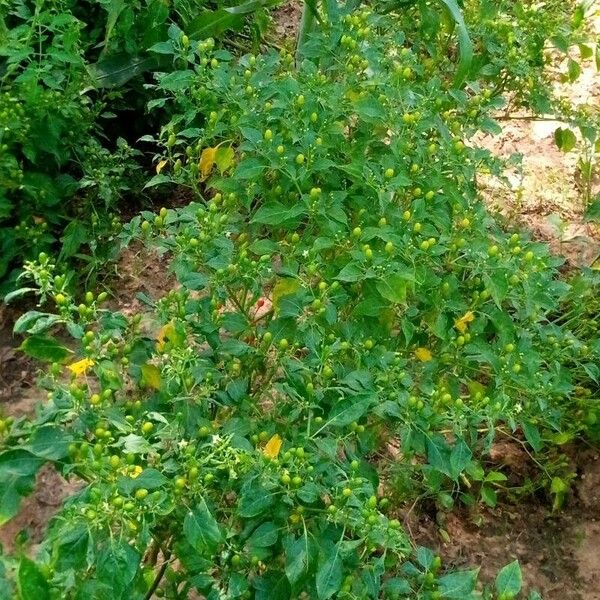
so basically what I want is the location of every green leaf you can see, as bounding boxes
[554,127,577,152]
[4,288,37,304]
[376,273,409,303]
[0,450,44,526]
[238,485,274,517]
[254,570,291,600]
[88,53,162,88]
[252,202,307,226]
[335,263,364,282]
[329,395,372,427]
[20,335,73,362]
[426,436,452,477]
[225,0,282,15]
[437,0,473,86]
[584,198,600,222]
[184,498,223,552]
[17,557,50,600]
[117,468,168,494]
[188,9,244,39]
[316,541,342,599]
[285,536,312,584]
[567,58,581,82]
[438,569,478,598]
[495,561,522,596]
[247,522,278,548]
[25,426,73,460]
[96,541,140,594]
[449,439,472,480]
[13,311,61,335]
[480,485,497,507]
[522,422,543,452]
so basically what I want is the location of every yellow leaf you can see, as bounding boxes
[263,434,282,459]
[156,321,176,352]
[156,159,168,174]
[141,363,161,390]
[272,278,301,314]
[454,310,475,334]
[415,347,433,362]
[67,358,95,377]
[199,147,217,180]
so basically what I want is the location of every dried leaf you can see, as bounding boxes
[199,147,217,180]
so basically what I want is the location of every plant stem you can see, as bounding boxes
[144,542,173,600]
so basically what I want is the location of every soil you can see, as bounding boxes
[0,6,599,598]
[410,450,600,599]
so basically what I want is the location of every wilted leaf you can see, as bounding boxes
[199,147,218,180]
[140,364,161,390]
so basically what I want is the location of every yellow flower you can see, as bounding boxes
[415,347,433,362]
[67,358,95,377]
[263,434,283,459]
[454,310,475,334]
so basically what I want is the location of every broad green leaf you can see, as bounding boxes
[87,53,162,88]
[13,311,61,335]
[238,485,274,517]
[438,569,478,598]
[316,541,342,599]
[285,536,312,584]
[117,468,168,494]
[188,9,244,39]
[247,522,278,548]
[554,127,577,152]
[184,498,223,551]
[0,450,44,526]
[18,557,50,600]
[584,198,600,222]
[495,561,522,596]
[449,439,472,480]
[376,273,408,303]
[96,541,140,594]
[426,436,452,477]
[254,570,291,600]
[20,335,73,362]
[252,202,307,226]
[25,426,73,460]
[480,485,497,507]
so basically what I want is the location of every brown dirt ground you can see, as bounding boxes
[1,6,599,597]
